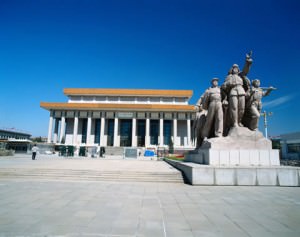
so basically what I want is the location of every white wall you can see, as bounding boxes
[68,96,188,105]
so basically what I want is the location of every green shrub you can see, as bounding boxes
[164,156,184,161]
[0,149,15,156]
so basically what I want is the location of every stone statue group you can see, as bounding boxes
[193,52,276,148]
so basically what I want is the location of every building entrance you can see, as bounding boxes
[94,119,101,144]
[120,119,132,147]
[164,120,172,145]
[150,120,159,145]
[137,119,145,147]
[107,119,114,146]
[81,119,87,143]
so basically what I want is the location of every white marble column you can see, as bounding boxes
[59,114,66,143]
[73,113,79,145]
[113,117,119,147]
[159,118,164,146]
[87,114,92,145]
[145,118,150,147]
[100,117,105,146]
[132,117,137,147]
[47,113,54,143]
[53,119,59,143]
[187,118,191,147]
[173,118,177,146]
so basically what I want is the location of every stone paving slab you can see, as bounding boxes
[0,179,299,237]
[0,155,300,236]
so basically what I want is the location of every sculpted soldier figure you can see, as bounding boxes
[244,79,275,130]
[200,78,224,139]
[193,96,207,148]
[193,87,209,148]
[222,53,253,128]
[192,51,277,149]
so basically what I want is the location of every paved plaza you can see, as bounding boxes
[0,154,176,173]
[0,156,300,237]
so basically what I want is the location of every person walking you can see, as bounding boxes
[31,144,38,160]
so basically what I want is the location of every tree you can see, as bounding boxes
[272,139,281,150]
[32,136,42,143]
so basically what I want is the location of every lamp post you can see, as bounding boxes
[261,111,273,138]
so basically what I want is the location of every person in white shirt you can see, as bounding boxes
[31,144,38,160]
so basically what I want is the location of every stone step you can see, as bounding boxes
[104,147,124,156]
[0,168,180,175]
[0,174,183,183]
[0,168,184,183]
[0,173,183,179]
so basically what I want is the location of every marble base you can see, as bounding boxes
[185,149,280,166]
[165,159,300,186]
[186,127,280,166]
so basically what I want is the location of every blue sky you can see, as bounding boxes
[0,0,299,137]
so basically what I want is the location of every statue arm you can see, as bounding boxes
[263,86,276,97]
[221,87,227,101]
[197,91,208,105]
[263,90,271,97]
[195,91,207,110]
[196,97,202,107]
[241,52,253,77]
[221,76,232,93]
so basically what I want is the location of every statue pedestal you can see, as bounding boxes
[185,127,280,166]
[186,149,280,166]
[165,159,300,186]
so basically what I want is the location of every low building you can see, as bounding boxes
[0,128,32,153]
[40,88,196,154]
[280,132,300,159]
[0,128,31,140]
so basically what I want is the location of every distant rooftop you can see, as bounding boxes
[279,132,300,140]
[0,128,31,136]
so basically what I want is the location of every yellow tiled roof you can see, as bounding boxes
[63,88,193,98]
[40,102,196,112]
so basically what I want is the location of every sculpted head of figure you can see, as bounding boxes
[211,78,219,87]
[228,64,240,75]
[252,79,260,88]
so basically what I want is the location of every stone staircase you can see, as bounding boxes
[0,168,185,183]
[104,147,124,156]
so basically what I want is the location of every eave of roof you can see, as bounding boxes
[63,88,193,98]
[0,129,31,136]
[40,102,196,112]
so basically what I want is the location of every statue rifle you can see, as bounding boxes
[260,87,277,91]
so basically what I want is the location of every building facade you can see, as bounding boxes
[0,128,31,153]
[0,128,31,140]
[279,132,300,159]
[41,88,196,152]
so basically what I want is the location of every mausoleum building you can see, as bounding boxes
[40,88,196,151]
